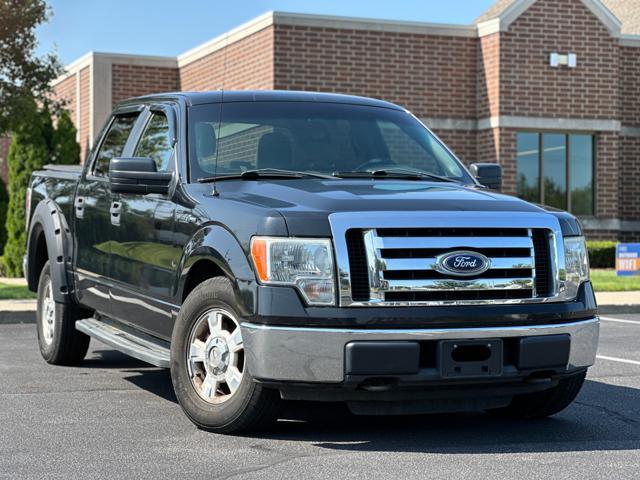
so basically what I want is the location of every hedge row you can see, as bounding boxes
[587,241,617,269]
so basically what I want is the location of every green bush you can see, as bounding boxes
[587,241,617,269]
[1,99,79,277]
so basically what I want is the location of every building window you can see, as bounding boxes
[516,132,594,215]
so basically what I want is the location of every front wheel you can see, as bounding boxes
[486,371,586,419]
[170,277,281,433]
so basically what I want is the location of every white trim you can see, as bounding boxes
[621,126,640,137]
[420,116,624,132]
[583,0,622,37]
[273,11,477,37]
[93,52,177,68]
[52,52,93,87]
[478,115,621,132]
[178,11,274,67]
[477,0,622,38]
[177,10,478,67]
[75,73,81,143]
[421,118,478,130]
[580,218,640,233]
[620,35,640,47]
[477,18,501,37]
[91,55,112,144]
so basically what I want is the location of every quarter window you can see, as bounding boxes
[134,112,174,172]
[516,132,594,215]
[93,114,139,176]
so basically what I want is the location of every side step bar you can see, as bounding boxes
[76,318,170,368]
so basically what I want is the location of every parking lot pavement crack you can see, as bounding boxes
[575,400,638,427]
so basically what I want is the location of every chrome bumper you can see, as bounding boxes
[242,318,599,383]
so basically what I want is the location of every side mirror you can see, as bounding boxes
[470,163,502,191]
[109,157,173,195]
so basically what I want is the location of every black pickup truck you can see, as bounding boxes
[25,91,598,433]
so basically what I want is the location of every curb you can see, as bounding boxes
[597,305,640,315]
[0,310,36,324]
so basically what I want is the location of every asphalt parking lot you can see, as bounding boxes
[1,316,639,480]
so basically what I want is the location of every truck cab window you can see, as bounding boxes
[134,112,174,172]
[92,113,139,176]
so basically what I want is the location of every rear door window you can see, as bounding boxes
[92,114,139,177]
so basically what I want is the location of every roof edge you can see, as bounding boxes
[476,0,622,37]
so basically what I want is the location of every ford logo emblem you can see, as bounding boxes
[436,251,491,277]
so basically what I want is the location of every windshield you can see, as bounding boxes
[188,101,473,183]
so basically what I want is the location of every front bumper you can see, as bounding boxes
[242,317,599,383]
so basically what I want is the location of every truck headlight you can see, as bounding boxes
[250,237,335,306]
[563,236,590,300]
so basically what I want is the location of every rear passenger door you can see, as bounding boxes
[108,105,180,339]
[74,109,141,316]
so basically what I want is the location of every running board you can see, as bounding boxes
[76,318,170,368]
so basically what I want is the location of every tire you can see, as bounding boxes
[170,276,281,433]
[486,371,587,419]
[36,261,90,365]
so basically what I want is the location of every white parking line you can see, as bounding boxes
[597,355,640,366]
[599,316,640,326]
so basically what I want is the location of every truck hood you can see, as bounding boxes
[216,179,556,237]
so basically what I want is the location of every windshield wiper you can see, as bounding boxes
[198,168,336,183]
[333,168,458,183]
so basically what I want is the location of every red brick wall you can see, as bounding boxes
[619,135,640,222]
[620,46,640,128]
[51,74,77,124]
[595,132,619,219]
[78,67,91,162]
[478,33,500,119]
[273,24,477,119]
[500,0,620,119]
[111,64,180,107]
[179,26,274,91]
[432,129,477,166]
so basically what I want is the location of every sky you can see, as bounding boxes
[37,0,496,65]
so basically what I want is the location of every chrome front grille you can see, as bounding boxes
[330,212,562,307]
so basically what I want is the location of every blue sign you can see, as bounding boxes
[616,243,640,277]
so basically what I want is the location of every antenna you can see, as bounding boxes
[210,32,230,197]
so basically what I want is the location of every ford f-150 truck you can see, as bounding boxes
[25,91,598,433]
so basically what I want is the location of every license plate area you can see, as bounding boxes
[438,339,503,378]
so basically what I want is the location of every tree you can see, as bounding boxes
[2,99,49,276]
[2,100,79,276]
[52,110,80,165]
[0,0,61,134]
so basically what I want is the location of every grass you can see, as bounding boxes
[590,269,640,292]
[0,282,36,300]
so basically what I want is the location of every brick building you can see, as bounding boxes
[49,0,640,240]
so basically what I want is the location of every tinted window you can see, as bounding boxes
[134,112,174,172]
[516,132,594,215]
[188,102,469,182]
[93,114,139,176]
[516,133,540,203]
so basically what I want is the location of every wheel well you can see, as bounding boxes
[182,259,226,302]
[28,227,48,291]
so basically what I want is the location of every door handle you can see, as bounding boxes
[110,201,121,226]
[74,196,84,219]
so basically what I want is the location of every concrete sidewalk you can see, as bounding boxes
[1,291,639,324]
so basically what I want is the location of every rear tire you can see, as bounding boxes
[36,261,90,365]
[170,276,281,433]
[486,371,586,419]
